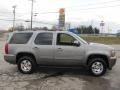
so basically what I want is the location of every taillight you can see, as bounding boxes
[5,43,8,54]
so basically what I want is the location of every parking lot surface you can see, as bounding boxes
[0,39,120,90]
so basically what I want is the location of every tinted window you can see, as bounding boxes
[35,33,53,45]
[9,33,33,44]
[57,33,76,46]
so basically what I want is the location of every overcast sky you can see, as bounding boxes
[0,0,120,32]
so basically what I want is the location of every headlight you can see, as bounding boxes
[110,50,115,57]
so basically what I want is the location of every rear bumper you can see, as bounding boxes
[4,54,16,64]
[108,56,117,70]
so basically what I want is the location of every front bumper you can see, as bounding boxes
[108,56,117,70]
[4,54,16,64]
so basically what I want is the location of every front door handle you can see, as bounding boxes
[58,48,62,49]
[33,47,38,49]
[57,48,63,51]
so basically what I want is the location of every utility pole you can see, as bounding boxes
[12,5,16,31]
[30,0,34,30]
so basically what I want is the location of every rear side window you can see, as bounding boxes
[9,33,33,44]
[34,33,53,45]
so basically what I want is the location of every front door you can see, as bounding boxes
[54,33,85,66]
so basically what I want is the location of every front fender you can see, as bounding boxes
[83,51,110,65]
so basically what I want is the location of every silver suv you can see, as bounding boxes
[4,31,117,76]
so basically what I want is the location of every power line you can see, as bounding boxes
[0,19,13,21]
[0,19,57,25]
[34,21,57,25]
[66,4,120,12]
[0,10,58,16]
[0,19,24,21]
[1,4,120,22]
[38,12,58,14]
[11,3,120,18]
[0,0,120,26]
[66,0,120,9]
[13,0,120,15]
[0,5,117,16]
[15,11,58,18]
[0,0,119,15]
[1,4,120,21]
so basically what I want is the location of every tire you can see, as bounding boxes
[17,56,36,74]
[88,58,107,76]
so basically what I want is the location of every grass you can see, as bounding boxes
[81,36,120,45]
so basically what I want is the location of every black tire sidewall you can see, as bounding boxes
[88,58,107,76]
[17,56,36,74]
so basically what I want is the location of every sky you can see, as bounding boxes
[0,0,120,33]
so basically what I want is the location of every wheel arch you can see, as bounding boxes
[16,52,37,64]
[87,54,109,68]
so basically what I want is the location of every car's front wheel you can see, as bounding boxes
[17,56,36,74]
[88,58,107,76]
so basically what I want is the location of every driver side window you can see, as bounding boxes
[57,33,76,46]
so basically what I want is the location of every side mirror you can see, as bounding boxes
[73,40,80,47]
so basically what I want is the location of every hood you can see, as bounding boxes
[89,42,114,50]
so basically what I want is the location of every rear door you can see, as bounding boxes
[33,32,54,65]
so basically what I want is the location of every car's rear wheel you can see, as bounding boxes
[88,58,107,76]
[17,56,36,74]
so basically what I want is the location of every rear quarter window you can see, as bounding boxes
[9,33,33,44]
